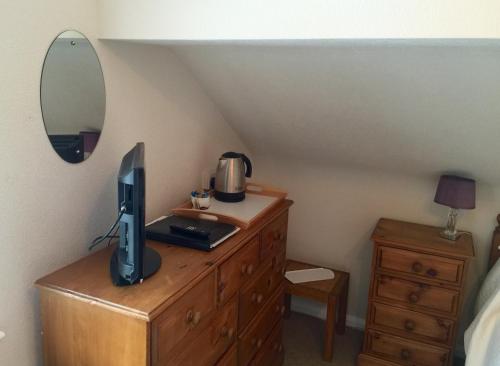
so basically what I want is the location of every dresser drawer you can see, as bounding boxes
[369,302,454,345]
[261,212,288,260]
[218,235,260,304]
[152,272,217,364]
[373,274,459,315]
[168,298,238,366]
[216,344,237,366]
[239,260,282,330]
[366,330,450,366]
[377,246,464,285]
[239,286,285,366]
[249,321,284,366]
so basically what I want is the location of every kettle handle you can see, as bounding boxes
[241,154,252,178]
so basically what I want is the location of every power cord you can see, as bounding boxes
[106,226,120,247]
[88,205,126,251]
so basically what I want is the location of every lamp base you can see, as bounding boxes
[440,229,459,241]
[441,208,459,241]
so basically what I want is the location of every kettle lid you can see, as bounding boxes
[221,151,241,159]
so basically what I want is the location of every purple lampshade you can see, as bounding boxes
[434,175,476,209]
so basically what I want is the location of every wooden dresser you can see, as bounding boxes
[36,199,292,366]
[358,218,474,366]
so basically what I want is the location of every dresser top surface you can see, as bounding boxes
[36,200,293,320]
[372,218,474,258]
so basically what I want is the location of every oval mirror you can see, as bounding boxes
[41,30,105,163]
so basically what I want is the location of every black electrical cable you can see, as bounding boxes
[106,226,120,247]
[88,205,126,251]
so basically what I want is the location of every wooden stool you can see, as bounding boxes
[284,259,349,362]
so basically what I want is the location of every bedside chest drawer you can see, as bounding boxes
[366,330,450,366]
[377,246,464,285]
[153,272,217,363]
[261,212,288,260]
[369,302,454,345]
[358,354,400,366]
[373,274,459,315]
[218,235,260,305]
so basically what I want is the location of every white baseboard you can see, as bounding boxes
[290,296,365,330]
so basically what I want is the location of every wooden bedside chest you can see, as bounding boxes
[358,218,474,366]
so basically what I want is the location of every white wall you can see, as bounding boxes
[254,157,500,350]
[0,2,246,365]
[99,0,500,41]
[173,42,500,185]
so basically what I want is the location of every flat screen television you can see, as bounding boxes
[110,142,161,286]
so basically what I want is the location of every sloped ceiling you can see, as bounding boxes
[172,41,500,183]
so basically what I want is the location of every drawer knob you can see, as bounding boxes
[241,264,248,275]
[220,326,234,339]
[186,310,201,327]
[412,262,423,273]
[257,339,263,348]
[247,264,254,275]
[400,348,411,360]
[273,343,283,352]
[193,311,201,325]
[404,319,416,331]
[408,292,420,304]
[251,292,257,303]
[257,294,264,304]
[218,281,226,293]
[426,268,438,277]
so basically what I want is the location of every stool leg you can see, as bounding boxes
[336,279,349,335]
[324,296,336,362]
[284,293,292,319]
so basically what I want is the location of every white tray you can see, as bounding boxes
[172,183,287,229]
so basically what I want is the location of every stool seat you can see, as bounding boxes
[284,259,350,362]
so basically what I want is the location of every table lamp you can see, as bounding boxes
[434,175,476,240]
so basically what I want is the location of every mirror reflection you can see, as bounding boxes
[41,30,105,163]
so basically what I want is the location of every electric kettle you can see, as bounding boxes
[214,152,252,202]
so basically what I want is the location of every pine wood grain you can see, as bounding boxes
[36,200,293,321]
[36,200,292,366]
[489,214,500,269]
[372,218,474,258]
[40,289,149,366]
[359,218,474,366]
